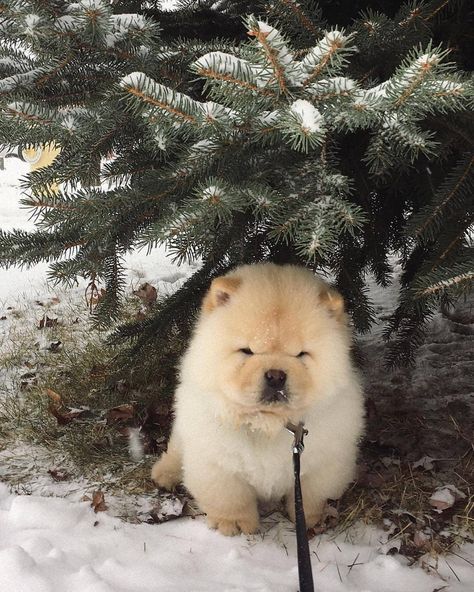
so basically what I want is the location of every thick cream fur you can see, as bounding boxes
[151,263,365,536]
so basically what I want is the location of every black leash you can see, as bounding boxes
[286,422,314,592]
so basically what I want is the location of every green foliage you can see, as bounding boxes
[0,0,473,368]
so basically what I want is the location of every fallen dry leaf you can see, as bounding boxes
[46,388,62,404]
[413,530,430,549]
[133,282,157,307]
[91,490,107,513]
[46,388,87,425]
[49,405,86,426]
[106,403,134,424]
[48,468,70,482]
[148,496,184,523]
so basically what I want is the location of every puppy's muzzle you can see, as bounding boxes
[261,369,288,404]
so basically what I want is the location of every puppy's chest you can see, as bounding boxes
[218,430,293,500]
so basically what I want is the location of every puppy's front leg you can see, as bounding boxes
[186,465,259,536]
[151,430,183,490]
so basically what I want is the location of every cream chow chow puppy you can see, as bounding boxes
[151,263,364,536]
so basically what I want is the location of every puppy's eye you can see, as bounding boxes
[297,351,309,358]
[239,348,254,355]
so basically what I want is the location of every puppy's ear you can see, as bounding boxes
[202,276,241,313]
[319,287,346,322]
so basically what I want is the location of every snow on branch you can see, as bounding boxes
[384,46,452,108]
[192,52,271,95]
[246,17,296,93]
[281,99,325,151]
[5,100,54,125]
[308,77,358,101]
[0,69,43,93]
[120,72,198,123]
[297,29,354,86]
[416,271,474,297]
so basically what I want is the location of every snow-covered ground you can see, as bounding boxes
[1,158,473,591]
[1,480,473,592]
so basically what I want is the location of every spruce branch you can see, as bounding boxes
[120,71,198,123]
[192,51,275,97]
[415,269,473,297]
[271,0,321,38]
[299,29,354,87]
[411,153,474,243]
[246,16,293,94]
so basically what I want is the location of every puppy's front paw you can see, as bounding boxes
[207,513,259,536]
[151,453,182,490]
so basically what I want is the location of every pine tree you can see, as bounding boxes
[0,0,472,378]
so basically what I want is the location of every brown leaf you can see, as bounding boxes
[48,468,70,482]
[46,389,87,425]
[106,403,134,424]
[49,405,85,426]
[46,388,62,405]
[133,283,157,307]
[91,288,106,305]
[413,530,430,549]
[91,490,107,513]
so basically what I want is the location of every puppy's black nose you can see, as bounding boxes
[264,369,287,388]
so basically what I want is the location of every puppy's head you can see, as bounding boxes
[187,264,352,435]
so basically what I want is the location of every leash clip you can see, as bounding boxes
[286,421,308,454]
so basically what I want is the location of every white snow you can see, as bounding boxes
[1,483,473,592]
[429,485,466,513]
[392,52,441,94]
[201,184,223,200]
[194,52,257,85]
[199,101,237,123]
[160,0,181,11]
[0,69,42,92]
[256,20,293,66]
[22,14,41,36]
[310,76,356,96]
[290,99,323,133]
[297,29,349,83]
[257,110,280,126]
[1,160,474,592]
[127,428,144,462]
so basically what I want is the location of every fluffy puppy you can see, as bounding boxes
[151,263,364,536]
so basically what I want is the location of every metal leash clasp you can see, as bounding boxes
[286,421,308,454]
